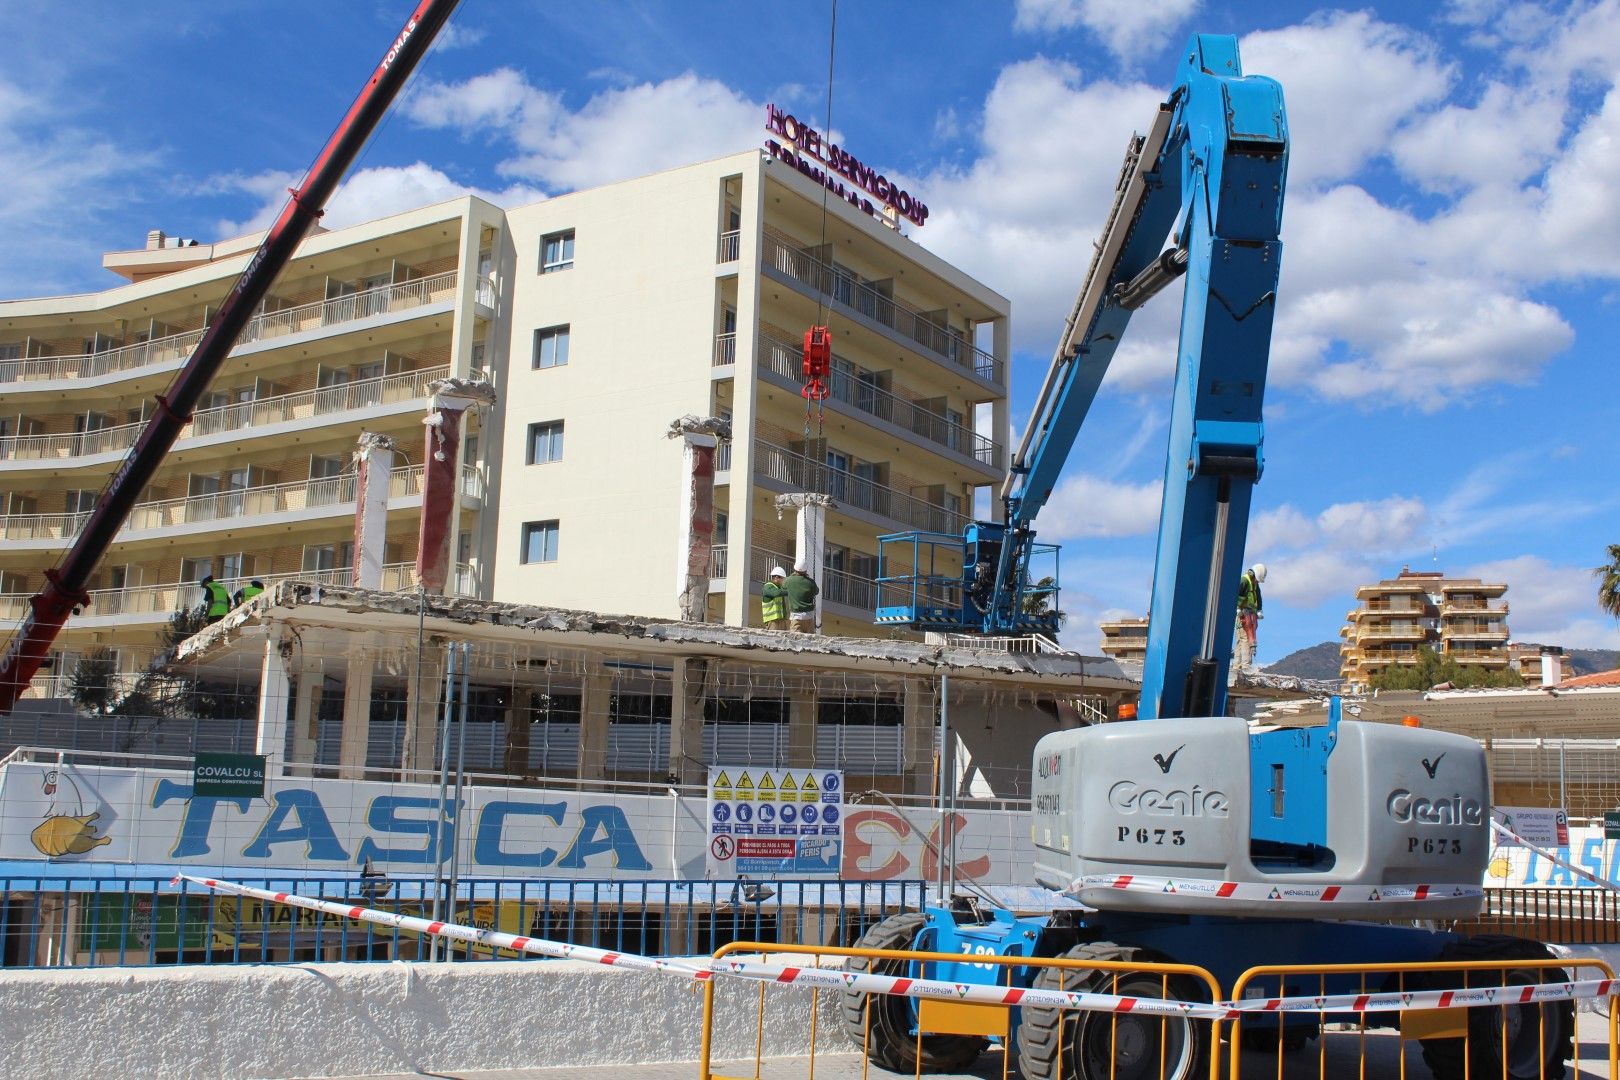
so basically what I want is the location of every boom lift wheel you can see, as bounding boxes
[1015,942,1209,1080]
[839,912,987,1072]
[1416,935,1574,1080]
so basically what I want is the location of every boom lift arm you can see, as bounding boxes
[881,37,1285,724]
[0,0,461,714]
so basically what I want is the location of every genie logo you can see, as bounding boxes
[1108,780,1229,818]
[1386,790,1484,826]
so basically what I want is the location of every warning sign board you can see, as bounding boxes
[1492,806,1570,848]
[706,766,843,876]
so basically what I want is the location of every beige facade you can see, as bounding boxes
[0,199,501,694]
[486,150,1009,636]
[0,150,1010,696]
[1338,567,1512,689]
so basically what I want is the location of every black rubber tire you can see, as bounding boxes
[838,912,987,1073]
[1015,942,1211,1080]
[1417,935,1574,1080]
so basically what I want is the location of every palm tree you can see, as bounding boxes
[1597,544,1620,621]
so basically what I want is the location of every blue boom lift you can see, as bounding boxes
[849,34,1571,1080]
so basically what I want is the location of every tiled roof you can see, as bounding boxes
[1557,668,1620,688]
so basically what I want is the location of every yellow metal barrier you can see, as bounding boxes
[698,939,1224,1080]
[1227,954,1618,1079]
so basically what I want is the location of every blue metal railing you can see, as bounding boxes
[0,875,926,969]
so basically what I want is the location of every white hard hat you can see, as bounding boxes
[770,566,787,578]
[793,561,808,572]
[1251,563,1268,583]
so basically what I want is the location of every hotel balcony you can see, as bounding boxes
[758,232,1003,386]
[1353,623,1429,642]
[1354,649,1424,665]
[0,463,481,548]
[1346,599,1430,620]
[0,365,449,471]
[1440,598,1509,617]
[1354,581,1431,600]
[1441,623,1510,642]
[0,563,475,629]
[1443,646,1512,665]
[0,271,484,390]
[745,441,969,536]
[736,329,1003,473]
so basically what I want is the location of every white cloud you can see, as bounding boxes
[404,68,760,193]
[214,163,543,239]
[1262,549,1376,609]
[1241,12,1453,186]
[1314,496,1430,554]
[432,21,488,50]
[1013,0,1199,59]
[1464,555,1620,647]
[1246,505,1316,556]
[1038,473,1162,540]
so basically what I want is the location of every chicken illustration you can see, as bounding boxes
[30,768,111,857]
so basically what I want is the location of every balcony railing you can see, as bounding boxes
[756,331,999,467]
[717,230,741,263]
[0,463,480,542]
[0,366,448,462]
[754,441,967,534]
[710,545,728,579]
[0,271,468,385]
[739,545,879,613]
[715,441,733,472]
[1353,624,1428,641]
[1442,599,1509,616]
[713,331,736,366]
[761,233,1001,383]
[1441,624,1510,641]
[1446,648,1511,663]
[0,562,475,623]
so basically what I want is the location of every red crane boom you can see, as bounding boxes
[0,0,462,713]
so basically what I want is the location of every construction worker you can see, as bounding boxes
[199,575,232,624]
[234,578,265,607]
[761,566,789,630]
[784,561,820,633]
[1235,563,1266,671]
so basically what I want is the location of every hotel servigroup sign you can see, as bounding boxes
[764,104,929,228]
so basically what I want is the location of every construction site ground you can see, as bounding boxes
[340,1010,1615,1079]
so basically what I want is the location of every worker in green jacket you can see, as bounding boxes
[784,562,820,633]
[199,575,232,624]
[1235,563,1266,671]
[761,566,789,630]
[234,579,265,607]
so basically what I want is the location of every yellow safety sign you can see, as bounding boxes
[736,772,754,801]
[759,773,776,801]
[800,773,818,802]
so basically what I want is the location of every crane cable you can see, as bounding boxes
[804,0,838,450]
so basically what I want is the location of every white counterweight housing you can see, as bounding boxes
[1030,718,1490,921]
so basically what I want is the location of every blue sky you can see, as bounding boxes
[2,0,1617,661]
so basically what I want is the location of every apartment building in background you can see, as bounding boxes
[0,148,1011,695]
[1339,567,1512,690]
[1098,616,1149,667]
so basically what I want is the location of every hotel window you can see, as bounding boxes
[522,520,560,564]
[540,230,575,273]
[527,420,564,464]
[533,325,570,369]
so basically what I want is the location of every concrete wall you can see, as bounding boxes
[0,957,841,1079]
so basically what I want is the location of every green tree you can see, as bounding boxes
[1596,543,1620,621]
[1369,646,1523,691]
[1022,575,1065,629]
[68,648,119,714]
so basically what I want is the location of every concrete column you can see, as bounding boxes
[787,691,818,768]
[253,633,291,772]
[351,432,398,589]
[669,419,728,622]
[338,642,374,780]
[417,379,497,594]
[775,493,834,630]
[288,654,323,775]
[902,679,937,795]
[504,688,533,777]
[402,655,444,778]
[579,670,612,782]
[668,659,709,783]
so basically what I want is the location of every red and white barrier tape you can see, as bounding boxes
[1075,873,1483,906]
[171,876,1227,1020]
[173,876,1616,1021]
